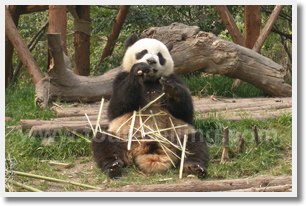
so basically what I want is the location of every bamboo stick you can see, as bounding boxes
[127,111,137,150]
[179,135,188,179]
[94,97,104,137]
[8,170,102,190]
[6,178,43,192]
[140,92,165,111]
[85,113,94,133]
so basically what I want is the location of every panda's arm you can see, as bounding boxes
[107,64,149,121]
[160,74,194,125]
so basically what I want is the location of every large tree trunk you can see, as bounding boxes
[35,34,117,108]
[5,6,43,85]
[253,5,284,53]
[244,5,261,49]
[73,5,91,76]
[215,6,244,46]
[48,5,67,70]
[5,5,21,88]
[215,5,245,90]
[11,21,49,85]
[35,23,291,108]
[232,5,261,89]
[99,5,130,64]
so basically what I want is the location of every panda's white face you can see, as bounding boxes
[122,38,174,80]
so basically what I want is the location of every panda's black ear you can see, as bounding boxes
[125,34,138,49]
[166,42,174,52]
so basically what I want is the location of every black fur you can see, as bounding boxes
[157,52,166,65]
[136,49,148,60]
[160,74,194,125]
[92,132,124,178]
[107,63,194,124]
[124,34,138,49]
[183,132,209,178]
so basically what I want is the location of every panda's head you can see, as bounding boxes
[122,34,174,80]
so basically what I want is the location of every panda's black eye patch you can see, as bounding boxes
[136,49,148,60]
[158,52,166,65]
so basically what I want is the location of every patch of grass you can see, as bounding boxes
[194,114,292,179]
[5,84,55,126]
[180,73,265,98]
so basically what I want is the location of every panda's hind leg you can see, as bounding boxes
[92,132,124,178]
[183,132,209,178]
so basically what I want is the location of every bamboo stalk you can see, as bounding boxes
[99,130,125,141]
[127,111,137,150]
[140,92,165,111]
[65,128,91,143]
[84,113,94,133]
[143,125,181,150]
[138,109,145,138]
[150,110,160,134]
[6,178,43,192]
[131,111,163,136]
[8,170,102,190]
[159,143,176,167]
[169,117,183,148]
[116,115,133,133]
[94,97,104,137]
[179,135,188,179]
[144,124,188,135]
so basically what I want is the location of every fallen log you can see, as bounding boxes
[194,97,292,113]
[21,119,106,131]
[79,175,291,192]
[35,33,118,108]
[35,23,291,108]
[51,97,291,117]
[27,120,108,137]
[142,23,292,97]
[54,107,106,118]
[24,96,291,137]
[223,184,292,192]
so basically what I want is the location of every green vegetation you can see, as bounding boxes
[5,84,292,191]
[181,73,265,98]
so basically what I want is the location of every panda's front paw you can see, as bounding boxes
[160,76,178,96]
[131,63,151,77]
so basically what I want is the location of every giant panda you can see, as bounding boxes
[92,34,209,178]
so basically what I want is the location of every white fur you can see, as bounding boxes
[122,38,174,78]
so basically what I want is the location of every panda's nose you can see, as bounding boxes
[147,59,157,65]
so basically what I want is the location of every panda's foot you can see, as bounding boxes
[103,159,124,178]
[183,161,208,178]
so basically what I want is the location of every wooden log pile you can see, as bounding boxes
[20,97,292,137]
